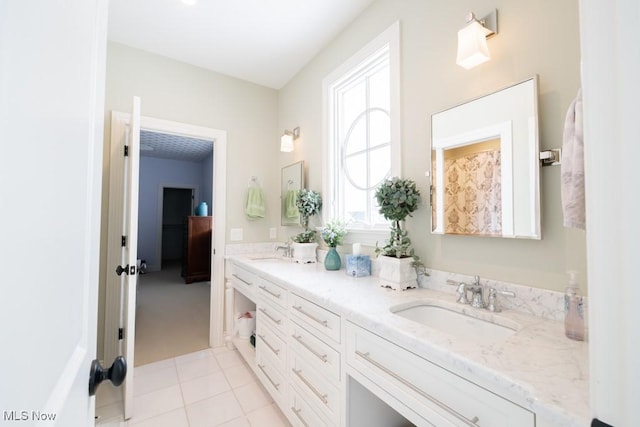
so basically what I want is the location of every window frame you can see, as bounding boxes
[322,21,401,246]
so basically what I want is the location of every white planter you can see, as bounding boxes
[378,256,417,291]
[292,242,318,264]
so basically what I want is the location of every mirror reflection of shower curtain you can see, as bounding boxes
[443,139,502,235]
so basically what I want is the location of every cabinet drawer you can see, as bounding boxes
[256,321,287,372]
[231,265,257,299]
[289,388,331,427]
[346,323,534,427]
[256,301,287,336]
[289,293,340,344]
[290,321,340,383]
[289,352,341,425]
[256,349,287,408]
[257,277,287,307]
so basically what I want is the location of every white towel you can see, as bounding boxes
[561,88,585,230]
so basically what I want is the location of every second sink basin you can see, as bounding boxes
[391,302,519,343]
[246,255,290,262]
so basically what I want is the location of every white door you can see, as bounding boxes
[104,99,142,420]
[123,97,141,419]
[0,0,108,425]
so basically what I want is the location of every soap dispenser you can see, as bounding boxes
[564,271,585,341]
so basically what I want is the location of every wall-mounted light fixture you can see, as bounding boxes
[280,127,300,152]
[456,9,498,70]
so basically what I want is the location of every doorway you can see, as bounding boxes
[103,113,228,376]
[161,187,194,267]
[134,133,213,365]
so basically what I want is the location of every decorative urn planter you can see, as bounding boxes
[292,242,318,264]
[378,256,417,291]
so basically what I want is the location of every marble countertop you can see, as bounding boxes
[229,255,589,426]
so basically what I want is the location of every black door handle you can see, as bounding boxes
[88,356,127,396]
[115,265,135,276]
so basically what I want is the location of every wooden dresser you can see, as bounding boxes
[182,216,212,284]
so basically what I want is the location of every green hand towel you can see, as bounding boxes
[245,187,265,219]
[285,190,299,219]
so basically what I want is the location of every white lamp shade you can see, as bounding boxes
[280,133,294,152]
[456,20,491,69]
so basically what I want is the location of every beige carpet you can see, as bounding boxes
[134,261,210,366]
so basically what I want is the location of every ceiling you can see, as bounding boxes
[140,130,213,161]
[108,0,377,89]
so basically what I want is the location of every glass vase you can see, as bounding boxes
[324,247,341,271]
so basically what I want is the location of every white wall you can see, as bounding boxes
[98,42,280,357]
[278,0,585,293]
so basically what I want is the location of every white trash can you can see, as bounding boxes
[235,311,256,339]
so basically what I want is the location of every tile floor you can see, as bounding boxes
[96,347,291,427]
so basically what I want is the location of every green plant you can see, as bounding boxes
[292,189,322,243]
[374,177,421,259]
[321,219,347,247]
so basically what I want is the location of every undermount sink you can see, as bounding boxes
[391,302,519,343]
[246,254,290,261]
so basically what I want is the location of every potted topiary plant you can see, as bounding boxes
[291,189,322,263]
[374,177,422,290]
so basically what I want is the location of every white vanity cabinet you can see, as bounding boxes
[230,264,258,299]
[257,276,287,308]
[345,322,535,427]
[227,259,578,427]
[288,292,342,426]
[255,277,289,409]
[228,264,259,366]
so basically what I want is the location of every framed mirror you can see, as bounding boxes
[281,161,304,226]
[430,76,540,239]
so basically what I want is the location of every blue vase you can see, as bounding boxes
[196,202,208,216]
[324,247,341,271]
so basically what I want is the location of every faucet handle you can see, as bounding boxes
[486,288,516,312]
[447,280,471,304]
[455,283,470,304]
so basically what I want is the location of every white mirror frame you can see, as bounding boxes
[281,161,304,226]
[431,76,540,239]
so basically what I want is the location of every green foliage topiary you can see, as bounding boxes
[292,189,322,243]
[374,177,421,259]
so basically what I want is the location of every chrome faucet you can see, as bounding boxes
[468,275,485,309]
[275,242,292,258]
[448,275,516,312]
[486,288,516,312]
[455,283,471,304]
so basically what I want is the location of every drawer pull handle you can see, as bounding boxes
[292,334,328,363]
[355,351,480,426]
[292,305,328,328]
[292,368,328,405]
[231,274,252,286]
[258,285,281,299]
[290,407,309,427]
[258,334,280,355]
[257,364,280,390]
[258,307,282,325]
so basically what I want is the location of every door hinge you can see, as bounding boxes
[124,146,129,157]
[121,236,127,247]
[118,328,124,340]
